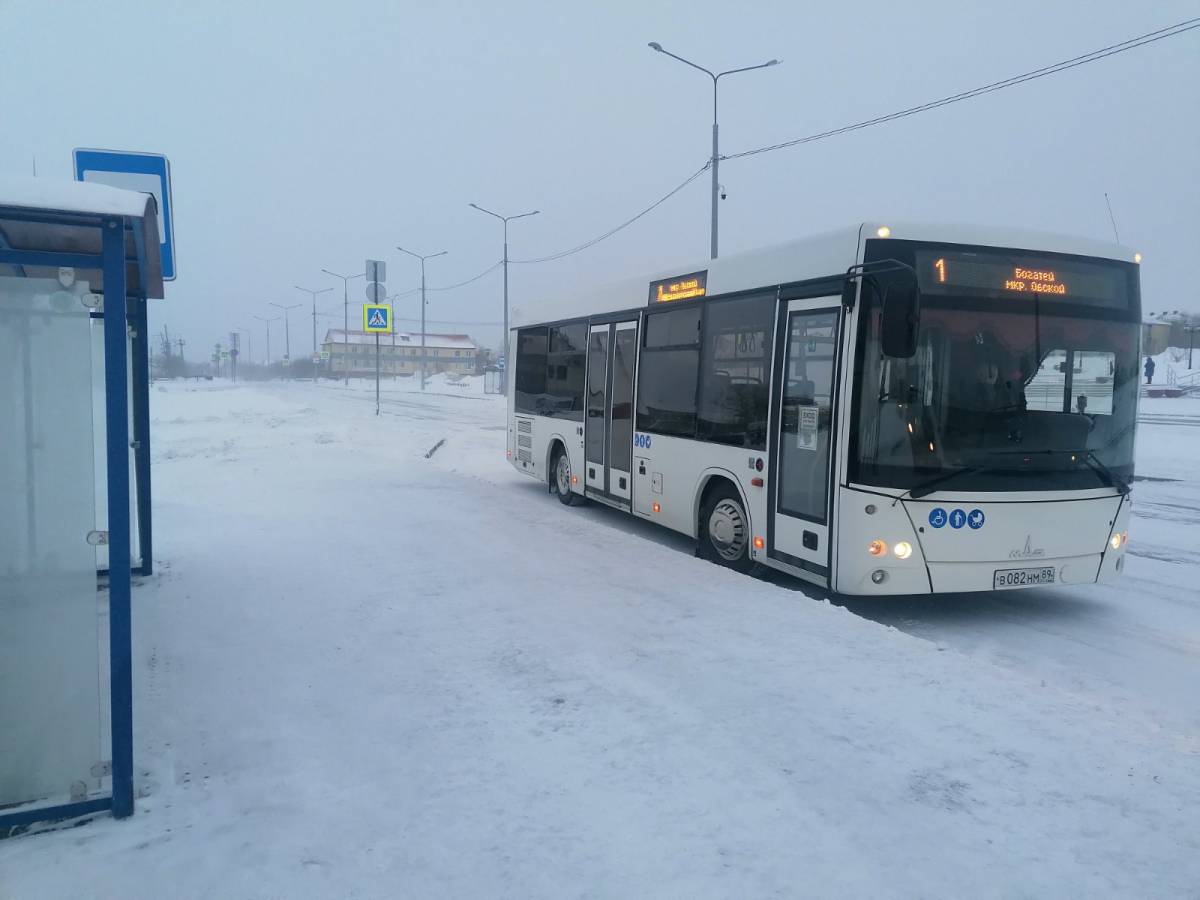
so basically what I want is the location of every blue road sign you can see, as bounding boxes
[949,508,967,529]
[73,149,176,280]
[363,303,392,333]
[928,508,948,529]
[968,509,986,529]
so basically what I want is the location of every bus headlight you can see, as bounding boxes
[1110,534,1122,551]
[893,541,913,560]
[868,539,888,557]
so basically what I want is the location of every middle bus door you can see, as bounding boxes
[768,298,843,579]
[584,319,638,503]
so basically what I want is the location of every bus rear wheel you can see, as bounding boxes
[699,483,754,573]
[551,445,581,506]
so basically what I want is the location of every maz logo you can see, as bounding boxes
[1009,536,1046,559]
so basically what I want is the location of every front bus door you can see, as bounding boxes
[768,298,843,581]
[584,319,638,505]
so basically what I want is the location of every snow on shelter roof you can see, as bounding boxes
[323,329,477,350]
[0,175,164,299]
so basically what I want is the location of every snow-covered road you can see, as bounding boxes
[2,381,1198,898]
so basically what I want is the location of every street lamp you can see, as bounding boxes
[469,203,539,367]
[294,284,333,362]
[396,246,447,391]
[253,315,280,365]
[269,302,302,368]
[648,41,780,259]
[321,268,366,385]
[233,327,253,371]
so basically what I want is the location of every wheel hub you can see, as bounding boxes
[556,454,571,494]
[708,499,747,561]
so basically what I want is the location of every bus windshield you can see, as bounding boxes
[852,255,1140,493]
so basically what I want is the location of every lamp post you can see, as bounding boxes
[253,315,279,365]
[648,41,779,259]
[269,302,302,368]
[321,268,366,385]
[468,203,539,367]
[295,285,333,377]
[395,246,447,391]
[233,327,253,372]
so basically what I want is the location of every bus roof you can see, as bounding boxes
[511,221,1138,329]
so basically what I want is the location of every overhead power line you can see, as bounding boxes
[724,17,1200,162]
[510,164,711,264]
[384,259,505,301]
[314,18,1195,301]
[428,259,504,291]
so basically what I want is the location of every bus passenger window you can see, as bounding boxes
[514,327,548,415]
[697,293,774,450]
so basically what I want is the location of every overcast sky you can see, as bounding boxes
[3,1,1197,359]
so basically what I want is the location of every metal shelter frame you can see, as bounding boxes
[0,178,163,832]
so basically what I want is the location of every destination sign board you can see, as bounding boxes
[648,270,707,304]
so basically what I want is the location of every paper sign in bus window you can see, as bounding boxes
[797,405,819,451]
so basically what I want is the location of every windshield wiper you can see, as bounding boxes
[981,448,1130,494]
[906,465,990,500]
[1083,450,1131,495]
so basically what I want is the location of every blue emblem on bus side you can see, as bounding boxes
[949,508,967,529]
[968,509,985,529]
[634,433,651,449]
[928,508,948,529]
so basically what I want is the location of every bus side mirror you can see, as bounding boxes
[881,281,920,358]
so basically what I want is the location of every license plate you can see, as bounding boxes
[993,567,1056,589]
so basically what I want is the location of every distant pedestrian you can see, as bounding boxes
[1144,356,1156,385]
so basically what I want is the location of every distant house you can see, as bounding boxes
[321,329,478,377]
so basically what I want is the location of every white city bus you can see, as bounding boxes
[507,223,1140,595]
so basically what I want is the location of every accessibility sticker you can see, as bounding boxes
[967,509,986,529]
[928,508,948,529]
[949,508,968,529]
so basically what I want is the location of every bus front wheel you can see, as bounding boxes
[698,483,754,573]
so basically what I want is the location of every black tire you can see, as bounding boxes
[550,445,581,506]
[698,482,755,573]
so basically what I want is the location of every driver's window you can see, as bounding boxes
[1076,350,1115,415]
[1026,349,1115,415]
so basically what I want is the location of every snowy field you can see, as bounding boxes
[2,379,1199,898]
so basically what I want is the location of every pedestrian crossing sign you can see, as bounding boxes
[363,304,392,333]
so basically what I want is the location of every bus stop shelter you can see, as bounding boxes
[0,176,163,833]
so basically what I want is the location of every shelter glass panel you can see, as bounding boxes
[0,275,107,811]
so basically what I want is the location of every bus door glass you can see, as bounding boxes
[585,324,609,490]
[585,320,638,500]
[770,299,842,576]
[607,321,637,500]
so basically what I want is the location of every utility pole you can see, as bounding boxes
[469,203,539,366]
[253,315,279,365]
[269,302,301,368]
[235,327,253,370]
[322,268,366,386]
[396,246,448,391]
[295,285,332,382]
[648,42,779,259]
